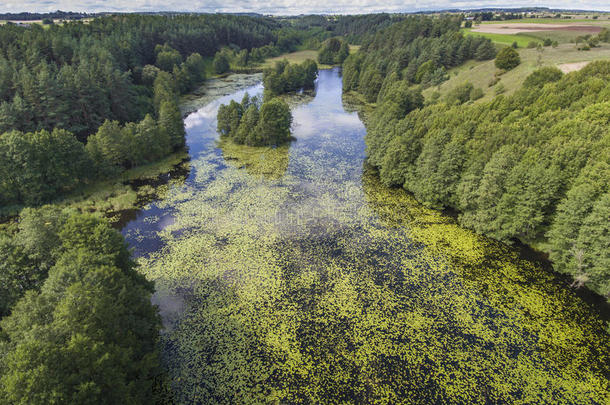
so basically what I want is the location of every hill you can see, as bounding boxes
[423,43,610,102]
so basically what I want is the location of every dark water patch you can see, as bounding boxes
[512,237,610,323]
[109,157,190,230]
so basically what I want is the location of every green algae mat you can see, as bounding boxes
[121,69,610,404]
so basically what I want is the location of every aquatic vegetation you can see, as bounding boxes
[56,152,190,225]
[218,139,290,180]
[126,69,609,403]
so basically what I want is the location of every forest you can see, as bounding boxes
[0,206,160,403]
[0,14,405,401]
[342,16,497,102]
[347,16,610,297]
[364,62,610,297]
[0,13,389,210]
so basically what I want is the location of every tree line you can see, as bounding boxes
[342,16,496,102]
[0,70,184,207]
[0,207,161,403]
[0,14,282,139]
[364,61,610,299]
[317,38,350,65]
[210,28,309,74]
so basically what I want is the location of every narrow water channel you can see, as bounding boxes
[121,68,610,403]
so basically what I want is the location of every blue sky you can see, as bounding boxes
[1,1,608,14]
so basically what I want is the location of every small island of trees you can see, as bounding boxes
[263,59,318,98]
[217,94,292,146]
[218,60,313,146]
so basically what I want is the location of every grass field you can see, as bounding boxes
[261,50,331,69]
[461,28,542,47]
[261,45,360,70]
[422,43,610,103]
[526,29,602,43]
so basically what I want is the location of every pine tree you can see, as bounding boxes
[158,100,185,150]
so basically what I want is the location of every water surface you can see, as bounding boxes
[122,69,610,404]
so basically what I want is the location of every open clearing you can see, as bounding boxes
[557,61,591,73]
[462,29,541,47]
[472,23,603,35]
[423,43,610,102]
[261,45,360,69]
[464,19,610,46]
[262,50,327,68]
[480,18,610,25]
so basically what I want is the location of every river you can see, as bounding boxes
[121,68,609,403]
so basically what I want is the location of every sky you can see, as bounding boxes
[0,1,608,14]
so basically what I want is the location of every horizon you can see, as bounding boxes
[1,2,609,15]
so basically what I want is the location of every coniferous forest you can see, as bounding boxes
[0,14,292,207]
[0,8,609,404]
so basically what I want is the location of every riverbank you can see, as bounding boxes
[345,84,610,313]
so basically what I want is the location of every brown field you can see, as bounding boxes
[472,23,603,35]
[557,61,591,73]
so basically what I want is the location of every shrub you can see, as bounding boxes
[446,82,474,105]
[523,67,563,88]
[213,52,230,74]
[470,87,484,101]
[495,47,521,70]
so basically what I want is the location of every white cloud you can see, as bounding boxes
[1,1,608,14]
